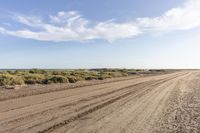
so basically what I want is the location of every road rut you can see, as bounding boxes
[0,71,199,133]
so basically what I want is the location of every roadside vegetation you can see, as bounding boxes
[0,69,165,86]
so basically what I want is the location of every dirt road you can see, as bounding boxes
[0,71,200,133]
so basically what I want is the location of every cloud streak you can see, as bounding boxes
[137,0,200,31]
[0,0,200,42]
[0,11,140,42]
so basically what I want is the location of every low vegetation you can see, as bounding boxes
[0,69,165,86]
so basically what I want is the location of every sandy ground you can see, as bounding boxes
[0,71,199,133]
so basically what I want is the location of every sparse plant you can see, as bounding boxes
[0,74,24,86]
[0,69,151,86]
[67,76,78,83]
[47,75,69,84]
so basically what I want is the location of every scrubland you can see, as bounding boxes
[0,69,164,86]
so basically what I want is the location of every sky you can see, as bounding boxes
[0,0,200,69]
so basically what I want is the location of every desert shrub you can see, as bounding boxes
[67,76,78,83]
[85,76,98,80]
[46,75,69,84]
[0,74,24,86]
[0,69,135,86]
[71,71,98,81]
[97,76,104,80]
[122,73,128,76]
[70,71,85,76]
[14,71,30,77]
[0,71,9,75]
[75,76,84,81]
[135,69,143,72]
[70,71,88,80]
[120,69,128,73]
[6,70,14,74]
[51,71,69,76]
[106,72,123,77]
[12,70,21,75]
[24,74,45,84]
[89,72,99,77]
[128,71,137,75]
[97,73,112,80]
[29,69,46,74]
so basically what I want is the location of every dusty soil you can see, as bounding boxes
[0,71,199,133]
[0,72,167,101]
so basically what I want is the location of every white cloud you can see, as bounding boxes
[0,27,4,32]
[49,11,81,25]
[0,0,200,42]
[137,0,200,32]
[0,11,140,42]
[93,22,140,41]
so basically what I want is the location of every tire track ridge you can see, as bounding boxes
[38,73,186,133]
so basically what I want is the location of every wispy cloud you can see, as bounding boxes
[137,0,200,32]
[0,0,200,42]
[0,11,140,42]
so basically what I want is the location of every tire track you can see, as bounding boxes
[0,71,189,133]
[37,72,188,133]
[2,73,179,132]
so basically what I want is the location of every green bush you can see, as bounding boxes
[106,72,123,77]
[85,76,98,80]
[29,69,46,74]
[98,73,112,80]
[67,76,78,83]
[0,69,146,86]
[0,74,24,86]
[97,76,104,80]
[47,75,69,84]
[51,71,69,76]
[24,74,45,84]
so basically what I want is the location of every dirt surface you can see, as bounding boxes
[0,75,143,101]
[0,71,199,133]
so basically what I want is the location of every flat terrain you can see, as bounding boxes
[0,71,200,133]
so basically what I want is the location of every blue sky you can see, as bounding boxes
[0,0,200,69]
